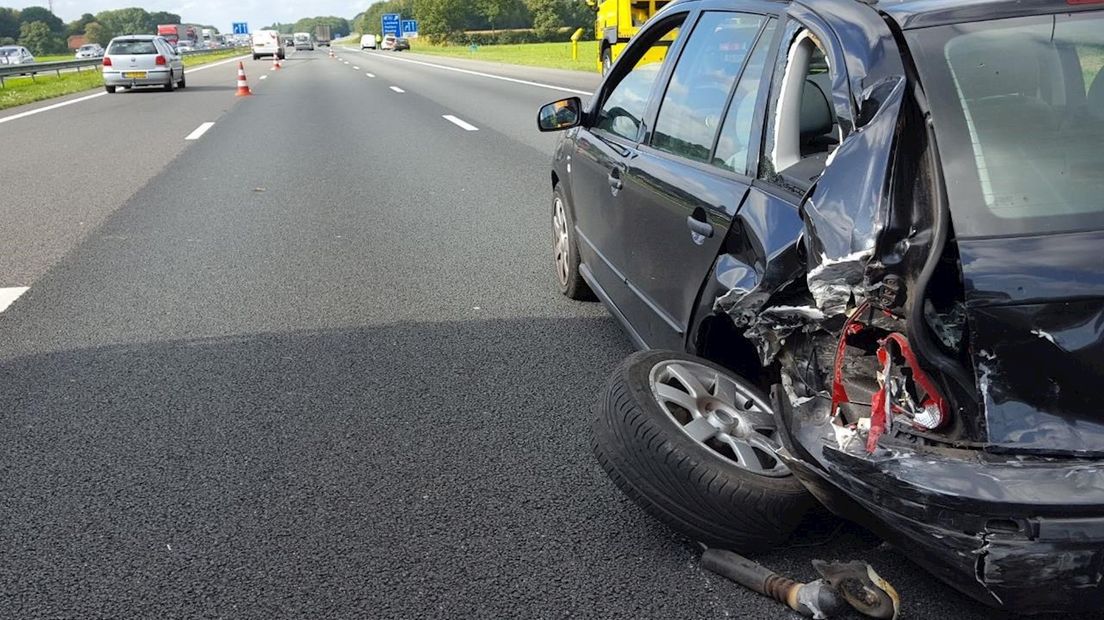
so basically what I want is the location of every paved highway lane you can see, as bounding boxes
[0,54,252,288]
[1,49,1016,618]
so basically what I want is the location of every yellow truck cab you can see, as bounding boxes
[587,0,672,74]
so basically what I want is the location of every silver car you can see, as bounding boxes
[102,35,185,93]
[75,44,104,59]
[0,46,35,65]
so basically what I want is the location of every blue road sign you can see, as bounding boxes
[401,20,418,36]
[232,22,248,35]
[381,14,402,38]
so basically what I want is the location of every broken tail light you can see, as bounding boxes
[868,333,949,452]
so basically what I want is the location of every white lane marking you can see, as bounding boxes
[343,61,350,65]
[0,55,246,126]
[389,86,405,93]
[0,55,248,127]
[186,55,250,74]
[347,47,592,96]
[0,287,29,313]
[365,72,375,78]
[185,121,215,141]
[353,66,360,70]
[0,92,106,126]
[442,115,478,131]
[259,74,268,80]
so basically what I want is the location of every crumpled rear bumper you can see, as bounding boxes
[783,445,1104,614]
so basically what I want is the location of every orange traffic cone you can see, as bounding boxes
[235,62,252,96]
[272,55,281,70]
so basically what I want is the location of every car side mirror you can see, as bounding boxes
[538,97,582,132]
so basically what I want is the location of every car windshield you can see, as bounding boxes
[0,48,18,56]
[911,11,1104,236]
[108,40,158,55]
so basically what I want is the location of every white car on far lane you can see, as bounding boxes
[75,44,104,59]
[361,34,377,50]
[0,45,34,65]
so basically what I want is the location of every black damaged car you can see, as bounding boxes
[538,0,1104,614]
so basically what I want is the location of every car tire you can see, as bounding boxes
[164,71,175,92]
[178,71,186,88]
[552,184,594,301]
[601,47,613,75]
[104,85,116,94]
[253,54,259,60]
[592,350,814,551]
[278,52,285,60]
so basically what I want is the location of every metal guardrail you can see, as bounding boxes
[0,47,243,86]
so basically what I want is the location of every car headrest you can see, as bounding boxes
[800,76,833,138]
[1089,66,1104,118]
[951,39,1041,101]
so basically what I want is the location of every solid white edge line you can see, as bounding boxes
[0,55,249,126]
[0,92,106,125]
[0,287,30,313]
[389,86,405,93]
[344,46,592,96]
[185,121,215,141]
[442,115,478,131]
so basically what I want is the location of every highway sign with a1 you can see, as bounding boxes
[382,14,401,37]
[401,20,419,38]
[232,22,248,35]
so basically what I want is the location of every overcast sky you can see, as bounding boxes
[9,1,370,32]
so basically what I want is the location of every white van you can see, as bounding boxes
[251,30,285,60]
[360,34,377,50]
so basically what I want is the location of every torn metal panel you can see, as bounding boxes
[801,77,907,318]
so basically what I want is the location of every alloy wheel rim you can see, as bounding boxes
[552,197,570,286]
[649,360,789,477]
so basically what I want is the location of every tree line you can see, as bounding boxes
[352,0,594,44]
[0,5,219,54]
[264,17,352,38]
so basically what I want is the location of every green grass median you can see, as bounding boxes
[0,48,248,112]
[409,40,599,73]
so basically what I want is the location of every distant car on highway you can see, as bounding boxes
[176,40,195,52]
[102,35,185,93]
[74,44,104,59]
[380,34,398,51]
[0,45,34,65]
[293,32,314,51]
[394,37,410,51]
[360,34,377,50]
[252,30,286,60]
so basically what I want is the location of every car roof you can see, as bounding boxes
[112,35,158,41]
[666,0,1100,30]
[860,0,1103,29]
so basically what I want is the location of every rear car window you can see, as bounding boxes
[108,40,158,55]
[911,11,1104,236]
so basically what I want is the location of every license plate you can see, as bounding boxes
[123,71,146,79]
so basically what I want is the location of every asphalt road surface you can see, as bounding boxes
[0,48,1040,619]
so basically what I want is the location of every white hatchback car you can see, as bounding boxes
[0,45,34,65]
[102,35,185,93]
[75,44,104,59]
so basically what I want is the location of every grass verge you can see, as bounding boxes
[0,49,248,112]
[409,40,599,73]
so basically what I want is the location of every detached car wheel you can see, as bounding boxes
[552,185,593,300]
[592,350,812,551]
